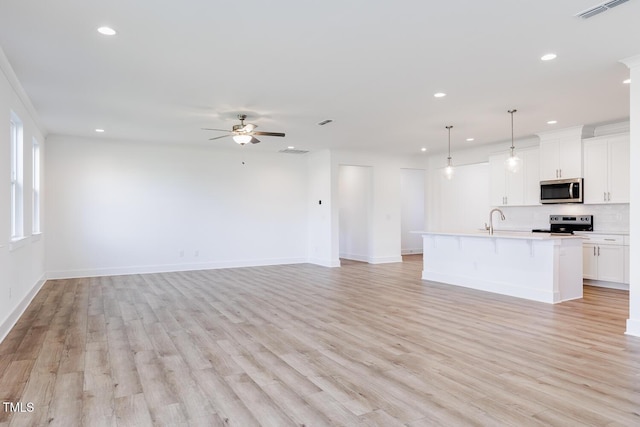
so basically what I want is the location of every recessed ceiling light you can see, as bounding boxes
[547,120,557,125]
[95,128,105,133]
[541,53,557,61]
[434,92,446,98]
[421,147,427,152]
[623,79,631,84]
[318,119,333,126]
[97,26,117,36]
[466,138,474,142]
[287,146,295,149]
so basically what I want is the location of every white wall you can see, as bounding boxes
[431,162,490,232]
[307,150,339,267]
[331,150,426,264]
[622,54,640,337]
[425,137,538,231]
[45,136,309,278]
[400,168,425,254]
[339,165,372,261]
[0,49,46,341]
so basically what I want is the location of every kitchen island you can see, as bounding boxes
[417,231,583,303]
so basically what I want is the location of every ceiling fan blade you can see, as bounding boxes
[252,131,285,137]
[202,128,231,132]
[243,123,257,132]
[209,135,230,141]
[250,137,260,144]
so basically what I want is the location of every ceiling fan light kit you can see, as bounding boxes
[203,114,285,146]
[233,134,252,145]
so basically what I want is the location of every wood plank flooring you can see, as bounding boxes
[1,255,639,426]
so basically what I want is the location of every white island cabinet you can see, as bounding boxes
[417,231,583,304]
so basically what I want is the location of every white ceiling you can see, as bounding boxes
[0,0,638,155]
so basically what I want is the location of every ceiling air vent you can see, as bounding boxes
[576,0,630,19]
[279,148,309,154]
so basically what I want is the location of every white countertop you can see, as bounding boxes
[414,230,584,240]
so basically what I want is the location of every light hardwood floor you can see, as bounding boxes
[1,255,639,426]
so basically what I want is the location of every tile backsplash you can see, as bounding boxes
[499,204,629,234]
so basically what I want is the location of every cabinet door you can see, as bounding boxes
[583,139,608,204]
[489,153,507,206]
[596,245,624,283]
[582,244,598,280]
[557,137,582,179]
[624,245,630,284]
[505,159,524,206]
[539,139,560,181]
[607,135,630,203]
[522,148,540,205]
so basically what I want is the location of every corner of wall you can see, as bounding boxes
[0,275,46,344]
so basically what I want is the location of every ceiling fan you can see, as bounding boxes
[203,114,285,145]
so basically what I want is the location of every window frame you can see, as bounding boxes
[10,111,24,241]
[32,137,41,234]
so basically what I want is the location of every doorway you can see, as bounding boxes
[400,168,425,255]
[338,165,372,262]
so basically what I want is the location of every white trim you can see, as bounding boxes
[339,253,370,263]
[46,257,310,280]
[368,256,403,264]
[593,122,630,137]
[401,248,423,255]
[0,46,46,135]
[308,257,341,268]
[536,124,595,141]
[626,319,640,337]
[8,237,28,252]
[0,276,46,344]
[620,54,640,70]
[584,279,629,291]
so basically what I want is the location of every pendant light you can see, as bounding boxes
[505,109,521,173]
[444,125,454,180]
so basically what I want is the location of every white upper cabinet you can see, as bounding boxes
[583,133,630,204]
[537,126,592,181]
[521,147,540,205]
[489,147,539,206]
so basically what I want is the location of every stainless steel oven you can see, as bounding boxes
[540,178,583,204]
[532,215,593,234]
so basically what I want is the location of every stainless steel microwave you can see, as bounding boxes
[540,178,583,204]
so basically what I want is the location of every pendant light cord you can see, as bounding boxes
[508,109,517,155]
[446,125,453,164]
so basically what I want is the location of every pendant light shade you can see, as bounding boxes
[444,125,454,180]
[505,109,521,173]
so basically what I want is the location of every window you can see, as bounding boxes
[10,112,24,240]
[32,138,41,234]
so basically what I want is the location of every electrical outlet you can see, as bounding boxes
[194,250,199,257]
[179,250,184,258]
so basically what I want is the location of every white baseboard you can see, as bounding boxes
[308,257,341,268]
[401,248,423,255]
[368,256,403,264]
[339,254,403,264]
[0,275,46,344]
[583,279,629,291]
[339,253,370,263]
[626,318,640,337]
[46,257,309,279]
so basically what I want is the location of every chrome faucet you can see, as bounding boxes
[489,208,506,235]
